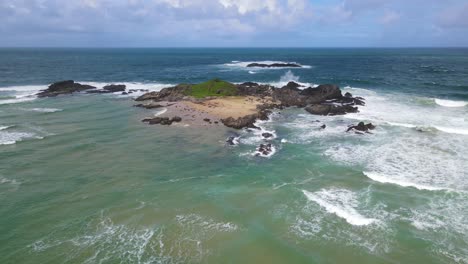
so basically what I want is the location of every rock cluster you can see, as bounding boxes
[142,116,182,126]
[87,84,126,94]
[37,80,96,97]
[346,122,376,134]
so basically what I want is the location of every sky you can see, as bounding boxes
[1,0,468,47]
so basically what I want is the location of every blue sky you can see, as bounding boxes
[1,0,467,47]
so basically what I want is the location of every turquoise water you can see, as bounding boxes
[1,48,467,263]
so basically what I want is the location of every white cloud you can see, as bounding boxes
[380,10,400,25]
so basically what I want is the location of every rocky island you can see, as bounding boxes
[134,79,365,129]
[36,78,371,157]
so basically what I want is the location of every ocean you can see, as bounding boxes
[0,48,467,263]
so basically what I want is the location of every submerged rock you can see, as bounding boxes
[37,80,96,97]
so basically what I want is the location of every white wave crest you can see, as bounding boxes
[363,171,451,191]
[302,189,378,226]
[435,99,467,108]
[23,108,62,113]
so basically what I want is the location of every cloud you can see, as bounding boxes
[438,3,468,29]
[380,10,400,25]
[0,0,467,47]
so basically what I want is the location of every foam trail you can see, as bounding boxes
[363,171,450,191]
[435,99,467,108]
[434,126,468,136]
[0,97,36,105]
[153,108,167,117]
[302,189,377,226]
[27,108,62,113]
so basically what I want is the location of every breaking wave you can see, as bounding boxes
[435,99,467,108]
[302,189,378,226]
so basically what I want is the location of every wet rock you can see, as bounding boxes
[305,104,358,116]
[37,80,96,97]
[255,144,273,157]
[172,116,182,122]
[142,116,182,126]
[247,63,302,68]
[320,124,326,129]
[103,84,126,92]
[300,84,343,102]
[226,136,240,146]
[283,81,302,90]
[203,118,211,122]
[221,115,258,129]
[262,132,274,139]
[346,122,376,133]
[134,103,165,109]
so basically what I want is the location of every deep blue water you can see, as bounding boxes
[1,48,467,99]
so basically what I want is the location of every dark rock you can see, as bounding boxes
[102,84,126,92]
[142,116,181,126]
[203,118,211,122]
[283,81,302,90]
[305,104,358,116]
[262,132,274,139]
[344,92,353,98]
[171,116,182,122]
[134,103,165,109]
[37,80,96,97]
[221,114,258,129]
[255,143,273,157]
[247,63,302,68]
[241,82,259,87]
[346,122,376,133]
[300,84,343,103]
[320,124,326,129]
[135,84,190,102]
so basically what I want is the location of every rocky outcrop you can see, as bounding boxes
[37,80,96,97]
[346,122,376,133]
[135,84,190,102]
[221,114,259,129]
[305,104,358,116]
[142,116,182,126]
[87,84,127,94]
[247,63,302,68]
[133,103,166,109]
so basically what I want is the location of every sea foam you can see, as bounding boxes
[302,189,377,226]
[435,98,467,108]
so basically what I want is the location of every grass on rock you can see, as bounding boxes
[184,79,238,98]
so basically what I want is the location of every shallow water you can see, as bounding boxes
[1,48,467,263]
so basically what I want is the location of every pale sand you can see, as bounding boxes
[151,96,276,127]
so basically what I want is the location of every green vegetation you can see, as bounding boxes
[184,79,238,98]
